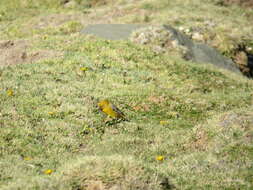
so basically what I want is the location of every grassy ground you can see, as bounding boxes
[0,0,253,189]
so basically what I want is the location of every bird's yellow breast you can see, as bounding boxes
[102,106,118,117]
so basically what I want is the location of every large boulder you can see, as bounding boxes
[81,24,146,40]
[163,25,241,73]
[81,24,241,74]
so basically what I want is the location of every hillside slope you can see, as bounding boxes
[0,0,252,189]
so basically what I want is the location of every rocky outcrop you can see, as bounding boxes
[163,25,241,74]
[81,24,243,74]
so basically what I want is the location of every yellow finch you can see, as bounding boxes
[98,99,125,119]
[156,155,165,161]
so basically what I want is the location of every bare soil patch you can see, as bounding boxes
[221,0,253,8]
[0,40,63,67]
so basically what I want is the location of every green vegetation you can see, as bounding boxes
[0,0,252,189]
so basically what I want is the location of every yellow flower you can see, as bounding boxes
[7,89,14,96]
[44,169,53,175]
[23,157,32,161]
[48,111,55,115]
[80,67,88,72]
[159,120,169,125]
[156,155,165,161]
[82,125,94,134]
[98,99,125,119]
[43,35,48,40]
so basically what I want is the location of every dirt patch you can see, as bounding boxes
[218,0,253,8]
[219,112,253,130]
[188,130,209,151]
[0,40,63,67]
[148,96,166,105]
[233,51,252,77]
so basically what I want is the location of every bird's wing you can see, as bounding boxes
[111,104,125,117]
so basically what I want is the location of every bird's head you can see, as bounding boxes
[98,99,110,109]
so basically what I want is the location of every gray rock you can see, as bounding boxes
[80,24,241,74]
[81,24,146,40]
[163,25,240,73]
